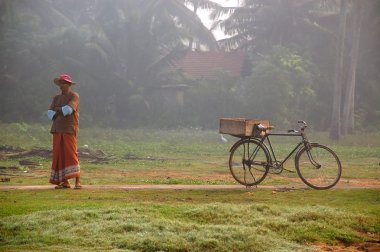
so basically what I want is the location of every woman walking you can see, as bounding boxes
[47,74,82,189]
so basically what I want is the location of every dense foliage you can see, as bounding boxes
[0,0,379,133]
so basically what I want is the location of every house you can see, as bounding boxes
[156,50,250,108]
[171,50,251,80]
[156,84,189,107]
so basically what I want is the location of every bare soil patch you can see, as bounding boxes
[1,144,379,188]
[131,170,231,181]
[314,241,380,252]
[0,145,114,163]
[269,175,380,188]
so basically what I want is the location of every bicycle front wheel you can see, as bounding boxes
[229,139,270,186]
[295,143,342,189]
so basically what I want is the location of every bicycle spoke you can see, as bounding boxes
[296,144,341,189]
[248,167,257,184]
[229,140,269,186]
[244,166,247,185]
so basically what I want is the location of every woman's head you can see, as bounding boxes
[54,74,76,85]
[54,74,76,92]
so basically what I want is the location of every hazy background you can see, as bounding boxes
[0,0,379,139]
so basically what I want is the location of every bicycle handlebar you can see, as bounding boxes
[295,120,307,132]
[285,121,308,133]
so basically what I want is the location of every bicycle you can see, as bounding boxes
[228,120,342,189]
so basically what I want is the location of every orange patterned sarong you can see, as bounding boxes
[49,133,80,185]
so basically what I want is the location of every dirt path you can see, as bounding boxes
[1,183,380,190]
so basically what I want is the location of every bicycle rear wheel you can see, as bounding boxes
[295,143,342,189]
[229,139,270,186]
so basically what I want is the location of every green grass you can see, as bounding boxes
[0,189,379,251]
[0,123,379,186]
[0,123,379,251]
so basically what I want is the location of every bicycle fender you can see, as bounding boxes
[295,142,319,159]
[229,139,246,152]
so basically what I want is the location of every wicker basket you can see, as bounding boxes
[219,118,270,137]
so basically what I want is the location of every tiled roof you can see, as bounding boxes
[171,51,246,80]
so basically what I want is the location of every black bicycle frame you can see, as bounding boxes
[255,132,307,168]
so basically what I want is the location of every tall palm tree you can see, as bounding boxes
[0,0,218,125]
[210,0,324,52]
[341,1,363,136]
[330,0,348,140]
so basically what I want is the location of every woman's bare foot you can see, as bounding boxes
[74,177,82,189]
[55,182,71,189]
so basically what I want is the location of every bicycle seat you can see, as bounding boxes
[256,124,266,131]
[256,124,275,131]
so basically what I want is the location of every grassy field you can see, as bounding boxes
[0,123,380,251]
[1,189,379,251]
[0,123,379,186]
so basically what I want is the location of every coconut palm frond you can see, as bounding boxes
[185,0,220,10]
[157,0,218,49]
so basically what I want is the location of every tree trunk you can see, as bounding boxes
[189,3,198,50]
[342,1,363,136]
[330,0,348,140]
